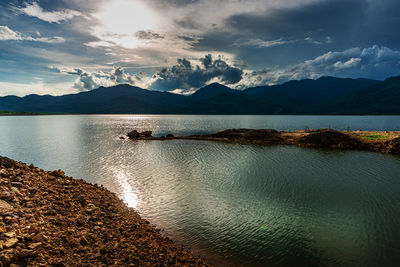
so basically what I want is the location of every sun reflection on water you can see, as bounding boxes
[116,171,138,208]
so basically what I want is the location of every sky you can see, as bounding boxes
[0,0,400,96]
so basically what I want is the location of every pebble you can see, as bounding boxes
[0,200,13,215]
[0,155,211,266]
[4,238,18,248]
[28,242,42,249]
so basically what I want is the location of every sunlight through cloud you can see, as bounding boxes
[91,0,163,49]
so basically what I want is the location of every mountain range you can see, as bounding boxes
[1,75,400,114]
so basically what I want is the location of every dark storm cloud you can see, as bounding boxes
[226,0,368,41]
[150,54,243,91]
[192,0,400,69]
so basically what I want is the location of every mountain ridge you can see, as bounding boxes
[1,75,399,114]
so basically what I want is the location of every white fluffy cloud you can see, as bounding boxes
[239,45,400,88]
[53,66,152,91]
[52,54,243,92]
[14,2,84,24]
[0,26,65,43]
[52,46,400,93]
[0,26,21,40]
[0,81,76,97]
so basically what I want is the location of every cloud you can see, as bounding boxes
[232,36,332,49]
[135,30,164,40]
[84,40,115,48]
[0,81,76,97]
[0,26,21,41]
[14,2,84,24]
[0,26,65,43]
[233,38,288,48]
[53,66,151,91]
[333,58,362,70]
[51,54,243,92]
[239,45,400,87]
[150,54,243,91]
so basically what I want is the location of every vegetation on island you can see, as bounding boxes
[360,134,388,140]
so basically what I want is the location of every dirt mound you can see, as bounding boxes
[298,129,363,149]
[383,137,400,154]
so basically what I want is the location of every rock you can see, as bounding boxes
[28,242,42,249]
[32,233,47,242]
[11,182,23,187]
[11,187,20,194]
[28,225,40,235]
[0,199,13,215]
[119,136,125,140]
[5,238,18,248]
[49,169,65,177]
[127,130,140,139]
[79,237,88,245]
[0,156,17,168]
[4,232,16,238]
[0,155,211,266]
[85,203,96,213]
[140,131,152,137]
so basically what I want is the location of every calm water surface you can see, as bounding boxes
[1,115,400,266]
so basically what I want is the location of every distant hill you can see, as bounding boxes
[0,75,399,114]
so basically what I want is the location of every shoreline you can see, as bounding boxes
[0,156,211,266]
[127,128,400,155]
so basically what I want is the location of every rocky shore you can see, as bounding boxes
[127,128,400,155]
[0,156,210,266]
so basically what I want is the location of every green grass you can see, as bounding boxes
[360,134,388,140]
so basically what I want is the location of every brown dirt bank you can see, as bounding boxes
[0,156,211,266]
[127,128,400,155]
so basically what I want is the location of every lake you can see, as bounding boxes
[1,115,400,266]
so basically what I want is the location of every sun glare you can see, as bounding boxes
[92,0,161,48]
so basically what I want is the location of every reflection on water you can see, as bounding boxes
[1,115,400,266]
[115,170,138,208]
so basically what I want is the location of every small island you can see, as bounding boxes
[126,128,400,155]
[0,156,210,266]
